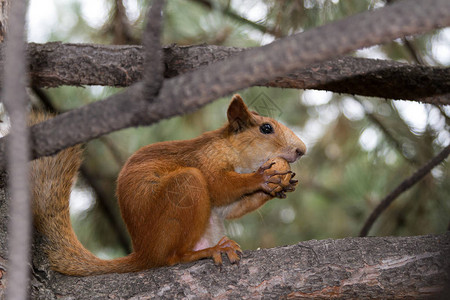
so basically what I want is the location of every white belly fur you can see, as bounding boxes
[192,204,237,250]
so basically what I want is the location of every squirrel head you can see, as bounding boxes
[225,94,306,173]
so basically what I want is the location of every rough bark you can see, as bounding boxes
[0,0,9,42]
[16,42,448,103]
[38,234,447,299]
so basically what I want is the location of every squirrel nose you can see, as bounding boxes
[296,148,305,158]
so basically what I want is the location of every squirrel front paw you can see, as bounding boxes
[258,157,298,198]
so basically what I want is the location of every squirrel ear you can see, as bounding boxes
[227,94,256,132]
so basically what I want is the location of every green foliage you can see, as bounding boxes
[29,0,449,257]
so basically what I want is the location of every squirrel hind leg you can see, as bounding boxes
[160,170,242,266]
[175,236,242,266]
[133,167,212,267]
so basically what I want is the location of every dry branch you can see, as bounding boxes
[0,0,448,171]
[17,42,450,103]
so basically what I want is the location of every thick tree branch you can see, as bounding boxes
[0,0,448,170]
[17,42,449,103]
[20,233,450,299]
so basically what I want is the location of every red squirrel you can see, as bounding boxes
[30,94,306,276]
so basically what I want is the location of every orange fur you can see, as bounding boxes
[31,95,306,275]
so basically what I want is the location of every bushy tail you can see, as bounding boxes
[30,112,138,276]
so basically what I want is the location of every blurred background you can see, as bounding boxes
[25,0,449,259]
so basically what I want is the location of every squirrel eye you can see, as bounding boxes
[260,123,274,134]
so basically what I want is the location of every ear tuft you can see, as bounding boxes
[227,94,256,132]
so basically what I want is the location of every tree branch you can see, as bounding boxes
[0,0,30,298]
[141,0,164,98]
[360,144,450,237]
[21,233,450,299]
[0,0,448,171]
[18,42,449,103]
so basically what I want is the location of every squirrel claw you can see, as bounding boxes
[259,161,276,171]
[275,191,287,198]
[212,252,223,266]
[211,236,242,266]
[284,186,296,192]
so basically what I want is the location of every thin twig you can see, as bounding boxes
[402,37,426,65]
[359,144,450,237]
[386,0,425,65]
[191,0,282,38]
[102,0,139,45]
[31,86,57,113]
[98,136,127,166]
[354,96,420,166]
[1,0,30,298]
[80,166,132,253]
